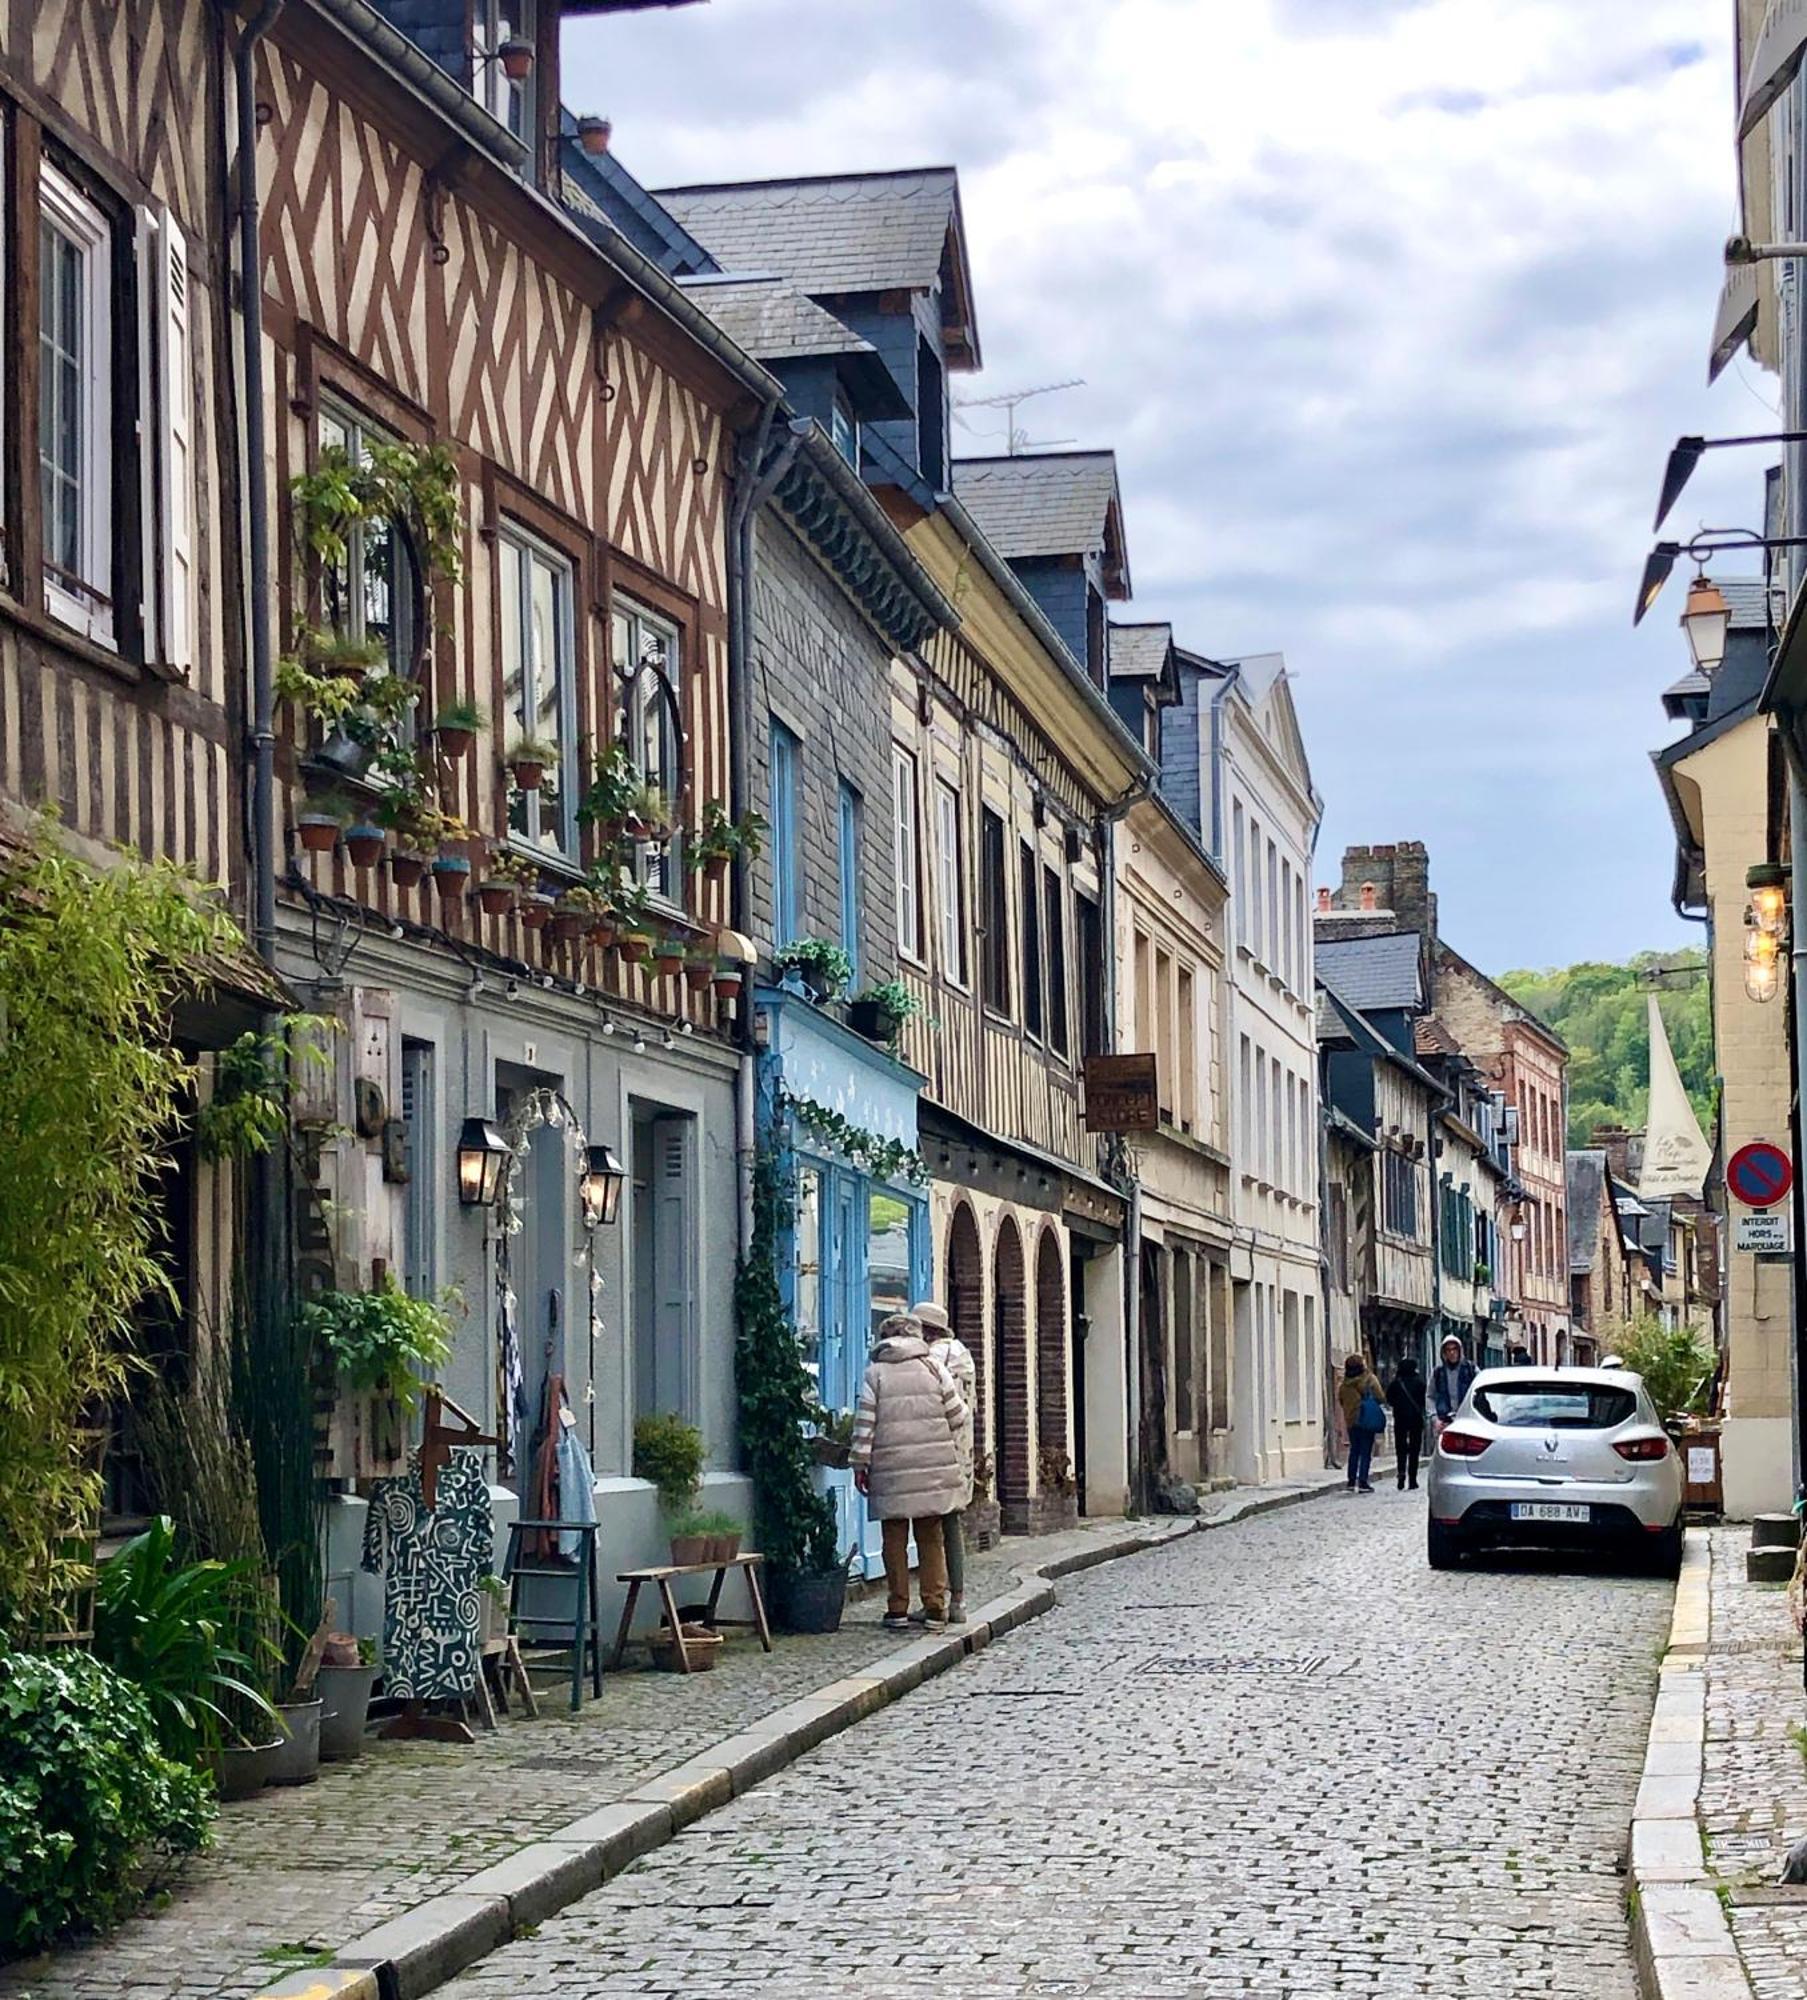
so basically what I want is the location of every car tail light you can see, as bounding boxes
[1438,1429,1490,1458]
[1613,1436,1670,1462]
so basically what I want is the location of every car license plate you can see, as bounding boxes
[1510,1502,1589,1524]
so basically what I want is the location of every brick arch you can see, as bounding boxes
[992,1214,1030,1533]
[946,1200,986,1437]
[1035,1226,1069,1496]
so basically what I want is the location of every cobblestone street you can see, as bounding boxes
[440,1490,1672,2000]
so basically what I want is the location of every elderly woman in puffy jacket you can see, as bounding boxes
[851,1312,967,1633]
[916,1299,977,1627]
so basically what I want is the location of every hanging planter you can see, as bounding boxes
[431,853,471,903]
[652,934,684,976]
[519,890,554,931]
[682,953,714,992]
[345,821,386,870]
[506,736,556,793]
[295,812,342,855]
[476,880,515,917]
[390,850,428,890]
[587,918,616,949]
[618,931,652,966]
[432,699,485,761]
[712,969,743,1000]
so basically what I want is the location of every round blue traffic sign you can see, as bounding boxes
[1728,1141,1793,1209]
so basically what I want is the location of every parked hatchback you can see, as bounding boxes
[1426,1367,1683,1574]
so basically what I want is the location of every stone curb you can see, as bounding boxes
[250,1481,1342,2000]
[1627,1531,1755,2000]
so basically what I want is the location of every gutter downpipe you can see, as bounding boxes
[233,0,283,968]
[1097,770,1154,1512]
[1778,724,1807,1500]
[725,407,802,1257]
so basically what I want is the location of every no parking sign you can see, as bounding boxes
[1727,1141,1793,1210]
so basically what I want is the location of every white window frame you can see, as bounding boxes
[318,401,415,683]
[501,523,577,863]
[894,746,923,963]
[473,0,536,144]
[613,594,683,902]
[39,166,115,648]
[934,778,965,985]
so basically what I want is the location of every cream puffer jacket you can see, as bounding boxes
[849,1333,967,1520]
[927,1333,977,1507]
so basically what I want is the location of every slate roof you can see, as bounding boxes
[1314,931,1423,1013]
[652,168,979,362]
[1109,622,1173,681]
[1568,1149,1605,1273]
[676,274,909,414]
[951,452,1130,595]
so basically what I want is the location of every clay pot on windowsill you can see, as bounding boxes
[652,946,684,976]
[618,934,651,965]
[345,822,386,870]
[296,815,341,855]
[390,851,428,890]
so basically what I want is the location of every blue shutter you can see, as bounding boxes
[770,720,799,943]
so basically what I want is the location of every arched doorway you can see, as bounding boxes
[1035,1227,1073,1528]
[992,1215,1030,1533]
[947,1203,985,1436]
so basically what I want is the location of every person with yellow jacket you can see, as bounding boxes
[1337,1352,1386,1494]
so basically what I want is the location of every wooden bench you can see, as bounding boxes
[609,1553,773,1675]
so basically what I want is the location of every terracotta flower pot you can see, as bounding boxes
[683,961,714,991]
[296,815,341,854]
[477,882,515,916]
[669,1533,709,1567]
[712,973,742,999]
[345,824,385,869]
[390,851,428,890]
[510,759,545,792]
[653,950,683,976]
[432,857,471,900]
[519,893,553,930]
[552,911,587,942]
[619,936,650,965]
[435,725,476,759]
[587,920,616,948]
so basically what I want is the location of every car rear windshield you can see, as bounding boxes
[1471,1383,1640,1430]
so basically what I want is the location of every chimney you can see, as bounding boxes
[1359,882,1377,911]
[1316,886,1331,912]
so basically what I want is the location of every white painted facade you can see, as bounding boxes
[1203,656,1326,1484]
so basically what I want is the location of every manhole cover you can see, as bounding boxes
[1135,1654,1346,1679]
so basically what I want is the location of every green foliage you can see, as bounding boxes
[0,824,237,1640]
[275,651,417,740]
[434,698,486,732]
[687,800,766,870]
[300,1279,454,1412]
[0,1650,213,1955]
[1601,1313,1715,1417]
[855,980,925,1028]
[783,1089,928,1188]
[507,735,559,767]
[92,1518,282,1762]
[1496,951,1713,1149]
[196,1015,332,1164]
[735,1152,841,1579]
[632,1413,706,1514]
[577,743,641,829]
[291,441,463,590]
[773,938,854,997]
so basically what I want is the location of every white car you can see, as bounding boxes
[1426,1366,1684,1575]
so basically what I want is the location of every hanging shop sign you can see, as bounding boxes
[1082,1054,1160,1134]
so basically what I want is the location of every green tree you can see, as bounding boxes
[1497,951,1713,1149]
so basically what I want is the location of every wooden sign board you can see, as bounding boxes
[1083,1054,1160,1133]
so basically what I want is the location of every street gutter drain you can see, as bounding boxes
[1135,1654,1345,1679]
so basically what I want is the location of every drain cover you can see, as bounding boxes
[1135,1654,1345,1679]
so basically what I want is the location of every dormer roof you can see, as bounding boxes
[652,167,980,367]
[1108,621,1174,682]
[950,451,1130,598]
[677,274,910,418]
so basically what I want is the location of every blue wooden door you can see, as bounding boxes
[821,1168,884,1578]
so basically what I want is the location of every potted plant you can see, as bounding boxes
[695,1510,742,1564]
[808,1405,856,1470]
[652,928,686,976]
[432,698,485,759]
[623,782,677,843]
[477,1572,509,1645]
[300,1277,455,1414]
[682,944,715,991]
[294,790,350,855]
[848,979,924,1045]
[345,817,386,870]
[301,630,388,682]
[1473,1260,1492,1287]
[618,927,653,966]
[632,1411,706,1564]
[666,1507,712,1567]
[506,735,558,792]
[519,887,555,931]
[772,938,853,1005]
[552,885,599,942]
[431,848,472,904]
[577,743,640,836]
[315,1635,379,1764]
[686,801,766,882]
[475,848,522,916]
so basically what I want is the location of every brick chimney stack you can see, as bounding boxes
[1335,841,1437,946]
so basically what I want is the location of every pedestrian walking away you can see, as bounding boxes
[1431,1334,1477,1436]
[1388,1351,1428,1490]
[1337,1352,1386,1492]
[914,1297,976,1626]
[850,1311,968,1632]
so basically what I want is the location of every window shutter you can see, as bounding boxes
[157,207,194,674]
[652,1119,691,1414]
[134,209,161,664]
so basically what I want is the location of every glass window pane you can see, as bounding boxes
[502,541,530,844]
[868,1189,913,1345]
[795,1167,823,1394]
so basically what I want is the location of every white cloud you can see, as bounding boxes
[564,0,1754,965]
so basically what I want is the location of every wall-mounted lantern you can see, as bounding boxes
[579,1143,626,1230]
[456,1116,511,1207]
[1680,573,1730,674]
[1745,863,1790,1003]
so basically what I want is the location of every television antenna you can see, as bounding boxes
[953,377,1084,456]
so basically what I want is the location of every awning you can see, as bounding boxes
[1709,260,1760,383]
[1740,0,1807,139]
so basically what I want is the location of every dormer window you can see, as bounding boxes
[474,0,535,145]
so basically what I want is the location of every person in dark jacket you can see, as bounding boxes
[1432,1335,1478,1429]
[1388,1354,1428,1491]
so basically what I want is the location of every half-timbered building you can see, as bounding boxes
[243,0,791,1611]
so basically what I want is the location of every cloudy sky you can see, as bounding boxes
[564,0,1763,974]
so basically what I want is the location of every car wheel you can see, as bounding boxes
[1427,1519,1463,1571]
[1648,1518,1684,1580]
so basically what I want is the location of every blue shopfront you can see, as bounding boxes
[757,987,928,1579]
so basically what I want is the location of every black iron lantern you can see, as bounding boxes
[456,1117,510,1208]
[579,1142,626,1229]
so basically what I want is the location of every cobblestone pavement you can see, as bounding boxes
[0,1494,1314,2000]
[1699,1526,1807,1999]
[438,1489,1671,2000]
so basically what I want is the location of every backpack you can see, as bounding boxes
[1355,1388,1386,1435]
